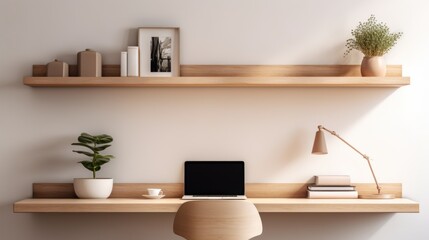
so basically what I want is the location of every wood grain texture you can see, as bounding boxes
[180,65,402,77]
[32,183,402,198]
[173,200,262,240]
[13,198,419,213]
[32,65,402,77]
[23,76,410,88]
[26,64,409,87]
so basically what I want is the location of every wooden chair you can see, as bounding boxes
[173,200,263,240]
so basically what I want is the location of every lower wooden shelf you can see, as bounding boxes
[14,198,419,213]
[15,183,418,213]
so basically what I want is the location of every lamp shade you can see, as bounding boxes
[312,130,328,154]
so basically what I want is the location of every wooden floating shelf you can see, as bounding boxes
[24,65,410,88]
[14,198,419,213]
[13,183,419,213]
[23,76,410,88]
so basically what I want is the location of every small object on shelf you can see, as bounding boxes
[361,56,386,77]
[47,59,69,77]
[77,49,102,77]
[71,133,115,199]
[307,190,358,199]
[312,125,396,199]
[308,177,357,199]
[344,15,402,77]
[315,175,351,186]
[138,27,180,77]
[142,194,165,199]
[147,188,163,196]
[74,178,113,199]
[307,184,355,191]
[127,46,139,77]
[120,51,127,77]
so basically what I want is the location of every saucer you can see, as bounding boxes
[142,194,165,199]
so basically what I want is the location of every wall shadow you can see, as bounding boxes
[7,212,396,240]
[256,213,395,240]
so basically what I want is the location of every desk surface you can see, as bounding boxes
[14,198,419,213]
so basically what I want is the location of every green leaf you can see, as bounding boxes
[81,132,94,138]
[79,133,96,143]
[78,135,94,144]
[95,155,111,159]
[94,154,114,160]
[71,142,95,152]
[94,144,111,151]
[73,133,114,174]
[72,150,94,157]
[79,161,94,171]
[95,158,110,166]
[95,135,113,144]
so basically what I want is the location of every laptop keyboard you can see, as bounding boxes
[182,195,247,200]
[193,195,237,197]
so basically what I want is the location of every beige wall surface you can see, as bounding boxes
[0,0,427,239]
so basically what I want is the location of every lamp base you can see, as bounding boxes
[358,193,395,199]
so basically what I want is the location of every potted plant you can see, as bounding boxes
[345,15,402,76]
[72,133,115,199]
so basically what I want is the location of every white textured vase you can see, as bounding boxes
[73,178,113,199]
[361,56,386,77]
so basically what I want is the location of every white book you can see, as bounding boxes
[307,190,358,199]
[127,46,139,77]
[315,175,351,186]
[120,51,127,77]
[307,184,355,191]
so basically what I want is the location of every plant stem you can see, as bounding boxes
[93,142,96,179]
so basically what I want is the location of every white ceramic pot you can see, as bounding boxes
[73,178,113,199]
[361,56,386,77]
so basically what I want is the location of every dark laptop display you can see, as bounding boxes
[184,161,245,196]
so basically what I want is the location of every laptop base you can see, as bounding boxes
[182,195,247,200]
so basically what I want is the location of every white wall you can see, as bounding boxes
[1,0,427,239]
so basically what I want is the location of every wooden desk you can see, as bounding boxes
[13,183,419,213]
[14,198,419,213]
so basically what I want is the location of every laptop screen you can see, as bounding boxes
[184,161,245,196]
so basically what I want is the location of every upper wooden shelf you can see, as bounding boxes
[24,65,410,88]
[13,183,419,213]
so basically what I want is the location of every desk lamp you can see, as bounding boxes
[312,125,395,199]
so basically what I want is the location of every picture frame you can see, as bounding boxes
[138,27,180,77]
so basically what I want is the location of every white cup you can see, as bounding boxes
[147,188,163,196]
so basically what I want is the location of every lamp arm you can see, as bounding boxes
[318,125,382,194]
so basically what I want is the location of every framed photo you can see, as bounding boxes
[138,27,180,77]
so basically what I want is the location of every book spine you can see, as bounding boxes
[120,51,127,77]
[315,175,351,186]
[308,186,355,191]
[127,46,139,77]
[307,190,358,199]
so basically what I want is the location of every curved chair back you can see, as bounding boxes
[173,200,262,240]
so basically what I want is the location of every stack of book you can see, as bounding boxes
[121,46,140,77]
[307,175,358,199]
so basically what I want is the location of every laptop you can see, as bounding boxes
[182,161,247,200]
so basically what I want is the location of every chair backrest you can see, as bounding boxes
[173,200,263,240]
